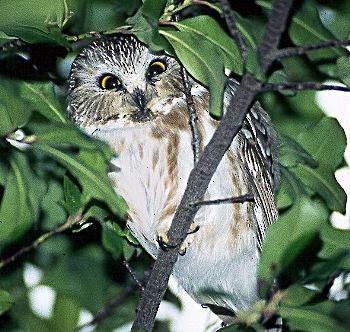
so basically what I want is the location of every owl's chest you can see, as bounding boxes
[100,125,194,250]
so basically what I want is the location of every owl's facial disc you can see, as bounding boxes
[68,35,184,127]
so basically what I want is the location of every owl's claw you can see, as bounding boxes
[187,224,200,235]
[157,233,176,251]
[156,223,199,255]
[179,243,187,256]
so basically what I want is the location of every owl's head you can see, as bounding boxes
[67,34,184,127]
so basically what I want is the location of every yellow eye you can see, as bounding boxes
[147,60,167,78]
[99,74,121,90]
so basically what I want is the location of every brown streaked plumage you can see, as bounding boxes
[67,34,279,324]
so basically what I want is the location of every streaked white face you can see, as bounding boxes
[67,35,183,127]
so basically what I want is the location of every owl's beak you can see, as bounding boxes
[131,88,147,111]
[130,88,154,122]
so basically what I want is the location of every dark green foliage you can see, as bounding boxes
[0,0,349,330]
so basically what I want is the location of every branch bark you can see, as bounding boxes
[261,82,350,92]
[219,0,247,61]
[191,194,255,207]
[181,67,201,165]
[274,38,350,60]
[131,0,295,330]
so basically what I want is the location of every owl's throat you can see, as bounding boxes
[132,108,155,122]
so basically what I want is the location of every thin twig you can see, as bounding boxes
[175,4,201,165]
[78,270,150,330]
[78,284,139,329]
[66,26,131,42]
[275,39,350,60]
[123,260,145,291]
[219,0,247,62]
[181,67,201,164]
[261,82,350,93]
[0,211,83,270]
[191,194,254,207]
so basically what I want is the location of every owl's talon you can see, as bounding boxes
[156,232,180,251]
[157,224,198,255]
[179,244,187,256]
[187,224,200,235]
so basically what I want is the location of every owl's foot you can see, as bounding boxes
[156,223,199,256]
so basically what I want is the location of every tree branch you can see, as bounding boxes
[132,1,295,330]
[274,39,350,60]
[0,211,83,270]
[181,67,201,165]
[259,0,294,71]
[191,194,255,207]
[261,82,350,92]
[219,0,247,62]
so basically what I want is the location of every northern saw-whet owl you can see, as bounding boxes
[67,34,279,322]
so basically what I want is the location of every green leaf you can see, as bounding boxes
[282,284,318,307]
[83,205,109,223]
[33,144,127,217]
[0,0,66,29]
[0,0,69,46]
[280,303,347,332]
[234,12,264,79]
[279,134,318,168]
[43,245,118,313]
[318,3,350,40]
[173,16,243,74]
[107,221,138,245]
[293,117,347,212]
[318,225,350,268]
[123,241,137,261]
[102,222,124,260]
[293,164,346,213]
[259,197,328,282]
[276,166,307,210]
[141,0,167,20]
[0,26,69,47]
[0,79,32,136]
[30,122,110,153]
[336,56,350,87]
[52,295,80,331]
[0,152,46,249]
[0,79,67,137]
[289,0,343,55]
[0,290,14,315]
[128,0,169,51]
[41,179,67,230]
[296,118,346,169]
[21,82,67,123]
[160,29,226,117]
[268,70,296,96]
[63,176,83,215]
[320,225,350,254]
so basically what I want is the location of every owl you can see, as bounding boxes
[67,34,279,323]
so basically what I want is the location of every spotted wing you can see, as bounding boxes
[239,101,279,250]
